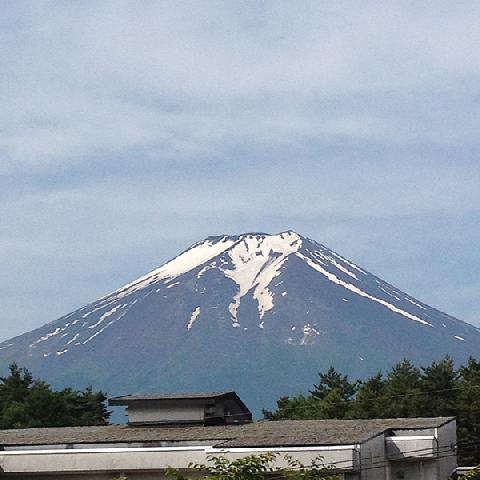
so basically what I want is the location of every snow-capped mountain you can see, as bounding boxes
[1,231,479,414]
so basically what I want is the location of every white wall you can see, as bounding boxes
[0,445,359,476]
[128,404,205,424]
[212,446,360,471]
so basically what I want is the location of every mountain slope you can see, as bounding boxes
[1,231,479,414]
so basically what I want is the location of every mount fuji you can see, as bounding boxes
[1,231,479,414]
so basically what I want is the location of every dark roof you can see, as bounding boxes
[109,391,236,405]
[0,417,454,448]
[218,418,454,448]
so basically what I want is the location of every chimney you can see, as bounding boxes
[109,391,252,426]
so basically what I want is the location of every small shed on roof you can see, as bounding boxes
[109,391,252,426]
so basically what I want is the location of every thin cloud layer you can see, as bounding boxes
[2,1,480,169]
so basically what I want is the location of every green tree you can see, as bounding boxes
[310,367,357,402]
[381,360,422,417]
[457,357,480,465]
[418,357,458,417]
[317,389,349,419]
[166,453,340,480]
[263,395,322,420]
[0,363,32,405]
[349,372,387,419]
[264,367,357,421]
[462,465,480,479]
[0,363,110,428]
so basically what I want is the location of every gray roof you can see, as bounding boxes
[0,417,454,448]
[218,418,454,448]
[109,391,233,403]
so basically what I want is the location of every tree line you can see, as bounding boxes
[264,356,480,465]
[2,357,480,467]
[0,363,109,428]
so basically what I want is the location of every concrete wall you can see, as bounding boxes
[0,473,206,480]
[386,419,457,480]
[0,474,170,480]
[386,436,436,460]
[126,398,242,425]
[360,433,387,480]
[389,459,437,480]
[0,447,207,474]
[436,419,457,480]
[0,445,359,477]
[212,446,360,471]
[128,402,205,424]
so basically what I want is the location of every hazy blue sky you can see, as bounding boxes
[1,1,479,340]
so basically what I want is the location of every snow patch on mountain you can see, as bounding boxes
[102,236,235,301]
[221,232,302,324]
[65,333,80,345]
[188,307,201,330]
[406,298,427,310]
[301,323,320,345]
[81,300,116,318]
[296,252,432,326]
[328,250,367,275]
[88,304,125,330]
[29,327,64,348]
[312,250,359,280]
[82,310,128,346]
[197,264,215,279]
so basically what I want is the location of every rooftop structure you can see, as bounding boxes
[109,391,252,426]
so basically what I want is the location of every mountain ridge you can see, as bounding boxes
[1,231,478,414]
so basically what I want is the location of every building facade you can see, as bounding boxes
[0,392,457,479]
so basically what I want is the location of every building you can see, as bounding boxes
[109,391,252,426]
[0,392,457,479]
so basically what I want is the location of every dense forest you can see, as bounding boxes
[0,363,109,428]
[264,356,480,465]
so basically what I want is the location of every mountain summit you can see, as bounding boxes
[1,231,479,413]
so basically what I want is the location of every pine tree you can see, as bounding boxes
[457,357,480,465]
[264,367,357,420]
[318,389,349,419]
[349,373,387,419]
[0,363,32,405]
[263,395,322,420]
[309,367,357,402]
[382,360,422,417]
[418,357,458,417]
[0,363,110,428]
